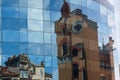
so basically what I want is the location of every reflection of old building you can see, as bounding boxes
[0,54,52,80]
[55,1,115,80]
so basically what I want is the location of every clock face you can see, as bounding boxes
[72,23,82,34]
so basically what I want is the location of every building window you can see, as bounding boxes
[72,64,79,79]
[72,48,78,57]
[20,71,28,78]
[100,76,106,80]
[40,69,43,78]
[62,42,67,55]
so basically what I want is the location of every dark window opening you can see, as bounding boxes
[72,64,79,79]
[62,28,66,35]
[72,48,78,57]
[62,42,67,55]
[100,76,106,80]
[81,48,85,59]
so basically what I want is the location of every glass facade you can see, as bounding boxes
[0,0,116,80]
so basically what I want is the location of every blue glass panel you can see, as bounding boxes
[43,0,50,10]
[19,0,28,7]
[3,30,19,42]
[52,44,57,56]
[45,68,52,76]
[50,0,63,11]
[82,0,87,7]
[81,6,87,15]
[29,55,44,65]
[28,20,43,31]
[20,30,28,42]
[20,43,28,54]
[100,15,107,25]
[28,0,43,9]
[2,6,19,18]
[19,8,27,18]
[51,22,55,33]
[0,7,1,17]
[2,42,20,54]
[52,33,57,44]
[2,0,19,6]
[28,43,44,55]
[52,57,58,68]
[43,21,51,32]
[50,11,61,21]
[0,55,1,65]
[0,42,2,53]
[19,19,27,30]
[44,33,51,43]
[0,19,1,29]
[70,4,82,11]
[2,55,11,66]
[43,10,50,21]
[101,24,109,35]
[28,8,43,20]
[45,56,52,68]
[44,44,51,56]
[0,30,1,41]
[0,0,2,5]
[2,18,19,30]
[52,68,59,80]
[87,0,100,12]
[70,0,81,5]
[28,31,43,43]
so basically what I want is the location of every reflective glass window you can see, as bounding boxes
[28,31,43,43]
[87,9,100,22]
[100,5,107,16]
[52,33,57,44]
[43,21,51,32]
[70,0,81,5]
[29,55,44,65]
[45,56,52,67]
[52,57,58,68]
[44,33,51,43]
[19,8,27,18]
[28,8,43,20]
[70,4,81,11]
[20,43,28,54]
[19,0,28,7]
[2,18,19,30]
[28,0,43,9]
[2,55,11,66]
[43,10,50,21]
[50,0,63,11]
[82,0,87,7]
[43,0,50,10]
[44,44,51,56]
[87,0,100,12]
[28,20,43,31]
[0,43,2,53]
[3,30,19,42]
[19,19,27,30]
[0,30,1,41]
[52,44,57,56]
[20,30,28,42]
[0,0,2,5]
[50,11,61,22]
[45,68,52,77]
[2,0,19,6]
[51,22,55,33]
[2,6,19,18]
[81,7,87,15]
[28,43,44,55]
[20,71,28,78]
[0,55,1,65]
[52,68,59,80]
[0,19,1,29]
[0,7,1,17]
[2,42,20,54]
[101,24,109,35]
[100,15,107,25]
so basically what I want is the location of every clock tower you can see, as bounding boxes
[55,1,100,80]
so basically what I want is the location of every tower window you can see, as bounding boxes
[72,48,78,57]
[62,42,67,55]
[72,64,79,79]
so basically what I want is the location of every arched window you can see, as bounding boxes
[72,48,78,57]
[72,64,79,79]
[62,42,67,55]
